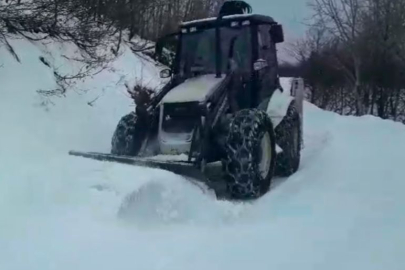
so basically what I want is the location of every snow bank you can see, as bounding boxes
[0,36,163,155]
[1,37,405,270]
[0,36,247,270]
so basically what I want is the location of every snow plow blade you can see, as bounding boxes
[68,151,228,198]
[68,150,211,183]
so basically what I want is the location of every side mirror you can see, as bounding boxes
[160,69,172,78]
[270,24,284,44]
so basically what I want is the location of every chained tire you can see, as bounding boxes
[222,109,277,200]
[111,112,147,156]
[275,101,302,177]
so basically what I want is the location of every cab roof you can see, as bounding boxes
[181,14,276,29]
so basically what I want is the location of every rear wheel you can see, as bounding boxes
[275,102,302,176]
[111,112,147,156]
[222,109,276,199]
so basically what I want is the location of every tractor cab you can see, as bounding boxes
[155,12,285,109]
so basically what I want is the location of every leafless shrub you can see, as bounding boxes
[295,0,405,124]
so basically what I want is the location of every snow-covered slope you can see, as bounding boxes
[1,37,405,270]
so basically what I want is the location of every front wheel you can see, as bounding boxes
[111,112,147,156]
[222,109,276,199]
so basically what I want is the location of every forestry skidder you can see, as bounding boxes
[70,0,304,200]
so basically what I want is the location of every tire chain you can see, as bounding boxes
[111,112,138,155]
[274,103,301,176]
[223,109,271,198]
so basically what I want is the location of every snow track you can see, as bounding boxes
[1,37,405,270]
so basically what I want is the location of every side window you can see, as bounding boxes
[258,25,277,70]
[194,30,216,70]
[227,27,252,72]
[258,25,272,58]
[232,27,251,72]
[221,27,251,73]
[257,25,278,101]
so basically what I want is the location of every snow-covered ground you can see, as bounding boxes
[1,36,405,270]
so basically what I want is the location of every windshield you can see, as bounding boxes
[178,26,251,77]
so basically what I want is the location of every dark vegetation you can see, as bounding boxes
[290,0,405,123]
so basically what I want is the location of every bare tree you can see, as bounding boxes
[296,0,405,123]
[310,0,366,115]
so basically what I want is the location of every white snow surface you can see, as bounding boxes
[181,13,274,26]
[266,88,294,127]
[162,74,225,103]
[1,37,405,270]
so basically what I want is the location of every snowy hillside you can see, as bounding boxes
[1,36,405,270]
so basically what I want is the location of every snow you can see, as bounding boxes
[266,88,294,127]
[162,74,225,103]
[2,36,405,270]
[181,13,274,26]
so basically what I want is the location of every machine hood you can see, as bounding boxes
[162,74,226,104]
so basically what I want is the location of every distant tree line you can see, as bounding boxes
[291,0,405,123]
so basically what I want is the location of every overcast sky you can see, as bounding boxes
[247,0,312,38]
[246,0,313,63]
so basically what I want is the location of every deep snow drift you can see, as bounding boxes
[1,36,405,270]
